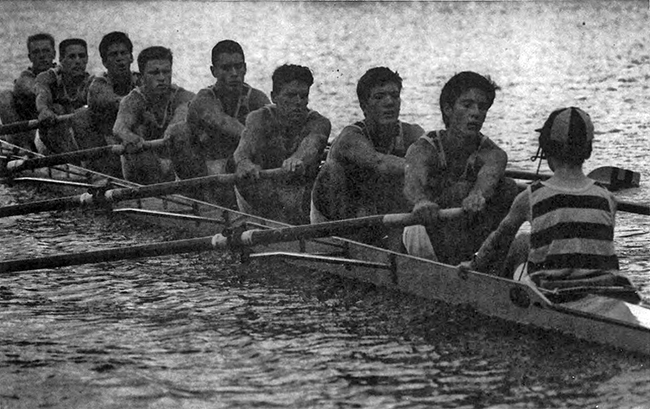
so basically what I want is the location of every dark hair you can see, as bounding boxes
[439,71,499,127]
[99,31,133,61]
[137,46,173,73]
[27,33,55,54]
[271,64,314,94]
[211,40,245,65]
[356,67,402,108]
[59,38,87,60]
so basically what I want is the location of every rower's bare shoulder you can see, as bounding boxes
[243,106,268,126]
[16,69,36,81]
[176,87,196,103]
[117,90,144,114]
[307,110,331,127]
[402,121,425,139]
[34,69,56,86]
[334,125,365,146]
[249,87,271,107]
[191,88,224,110]
[405,137,436,164]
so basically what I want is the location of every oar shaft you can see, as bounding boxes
[217,208,464,248]
[0,209,463,273]
[0,196,83,217]
[618,201,650,216]
[0,113,75,136]
[5,139,166,173]
[505,170,550,181]
[105,168,284,203]
[0,168,285,218]
[0,236,215,274]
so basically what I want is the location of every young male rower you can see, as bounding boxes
[310,67,424,246]
[233,64,331,224]
[460,107,637,300]
[73,31,140,177]
[33,38,92,155]
[169,40,270,206]
[0,33,56,150]
[113,46,194,185]
[402,71,517,268]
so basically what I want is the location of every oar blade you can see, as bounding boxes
[588,166,640,190]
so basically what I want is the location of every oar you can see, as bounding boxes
[506,166,640,191]
[0,168,285,218]
[3,139,167,174]
[0,113,75,136]
[0,209,462,274]
[617,201,650,216]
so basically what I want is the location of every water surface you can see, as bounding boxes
[0,1,649,408]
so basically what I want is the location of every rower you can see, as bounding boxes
[402,71,518,270]
[73,31,140,177]
[0,33,56,151]
[34,38,92,155]
[113,46,195,185]
[233,64,331,224]
[461,107,639,303]
[310,67,424,247]
[169,40,270,206]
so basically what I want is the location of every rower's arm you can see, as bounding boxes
[34,71,55,116]
[471,189,529,273]
[113,93,144,145]
[186,88,245,142]
[471,140,508,200]
[404,139,439,205]
[233,109,265,176]
[330,128,405,175]
[286,114,331,167]
[162,89,194,137]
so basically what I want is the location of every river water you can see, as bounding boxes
[1,1,649,408]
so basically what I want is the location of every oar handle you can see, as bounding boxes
[213,208,464,249]
[0,113,75,136]
[5,139,168,173]
[381,208,463,226]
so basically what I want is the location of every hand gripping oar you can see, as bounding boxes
[0,209,462,274]
[0,113,75,136]
[505,166,640,191]
[0,168,286,218]
[3,139,167,174]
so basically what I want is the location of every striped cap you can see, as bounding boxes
[537,107,594,146]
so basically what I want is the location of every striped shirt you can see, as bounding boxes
[527,180,619,282]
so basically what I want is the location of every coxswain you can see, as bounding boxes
[460,107,638,305]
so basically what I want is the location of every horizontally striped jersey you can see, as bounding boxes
[527,179,619,281]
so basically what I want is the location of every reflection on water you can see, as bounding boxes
[1,1,650,408]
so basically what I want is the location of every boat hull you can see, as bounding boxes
[2,140,650,356]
